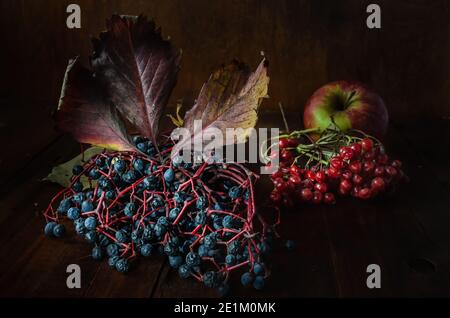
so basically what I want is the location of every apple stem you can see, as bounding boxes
[278,102,289,132]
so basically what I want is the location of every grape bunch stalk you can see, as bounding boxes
[44,136,273,295]
[263,125,408,207]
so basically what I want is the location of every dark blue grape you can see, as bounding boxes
[72,193,85,205]
[217,284,230,297]
[225,254,236,266]
[106,243,119,257]
[154,224,167,237]
[164,168,174,183]
[203,233,218,249]
[72,181,83,193]
[88,168,100,180]
[57,198,72,214]
[253,275,265,290]
[136,142,147,153]
[227,241,240,255]
[84,216,97,230]
[52,224,65,237]
[98,234,109,247]
[84,230,96,243]
[178,264,191,279]
[143,227,154,240]
[286,239,296,251]
[240,272,254,287]
[98,177,112,190]
[222,215,234,228]
[81,200,94,213]
[72,164,83,175]
[169,207,180,221]
[195,212,206,225]
[115,258,129,273]
[253,262,264,275]
[44,222,56,236]
[124,202,137,217]
[115,230,128,243]
[196,196,207,210]
[114,159,126,174]
[228,186,242,199]
[67,207,81,220]
[105,190,116,200]
[163,243,177,256]
[108,256,120,267]
[122,170,139,183]
[198,244,208,257]
[133,135,144,145]
[140,244,153,257]
[185,251,201,267]
[143,176,157,190]
[157,216,169,227]
[203,271,220,288]
[133,159,144,173]
[172,155,183,167]
[169,255,183,268]
[92,246,103,260]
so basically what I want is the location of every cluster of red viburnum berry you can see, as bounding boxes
[266,128,408,207]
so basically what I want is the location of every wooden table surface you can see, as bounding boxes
[1,113,449,298]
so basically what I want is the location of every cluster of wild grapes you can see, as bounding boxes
[267,130,407,207]
[44,137,272,295]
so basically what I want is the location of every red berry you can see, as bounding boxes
[270,191,281,202]
[301,179,314,189]
[289,175,302,185]
[289,165,301,176]
[326,167,340,179]
[281,149,294,161]
[363,150,376,161]
[371,177,385,191]
[287,138,299,147]
[330,157,344,170]
[377,153,389,165]
[358,187,372,199]
[279,138,290,149]
[315,171,327,183]
[340,146,354,160]
[363,161,375,174]
[351,185,361,197]
[385,166,398,178]
[314,182,328,193]
[340,179,353,192]
[271,170,283,180]
[299,188,313,201]
[281,167,291,175]
[341,170,353,180]
[361,138,373,152]
[305,170,316,181]
[391,160,402,169]
[312,191,323,204]
[374,166,385,177]
[349,161,362,174]
[352,174,364,185]
[323,193,336,204]
[350,143,362,158]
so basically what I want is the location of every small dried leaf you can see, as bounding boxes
[173,58,269,154]
[43,147,105,188]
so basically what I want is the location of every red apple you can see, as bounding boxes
[303,81,388,139]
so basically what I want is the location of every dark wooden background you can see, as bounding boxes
[1,0,450,298]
